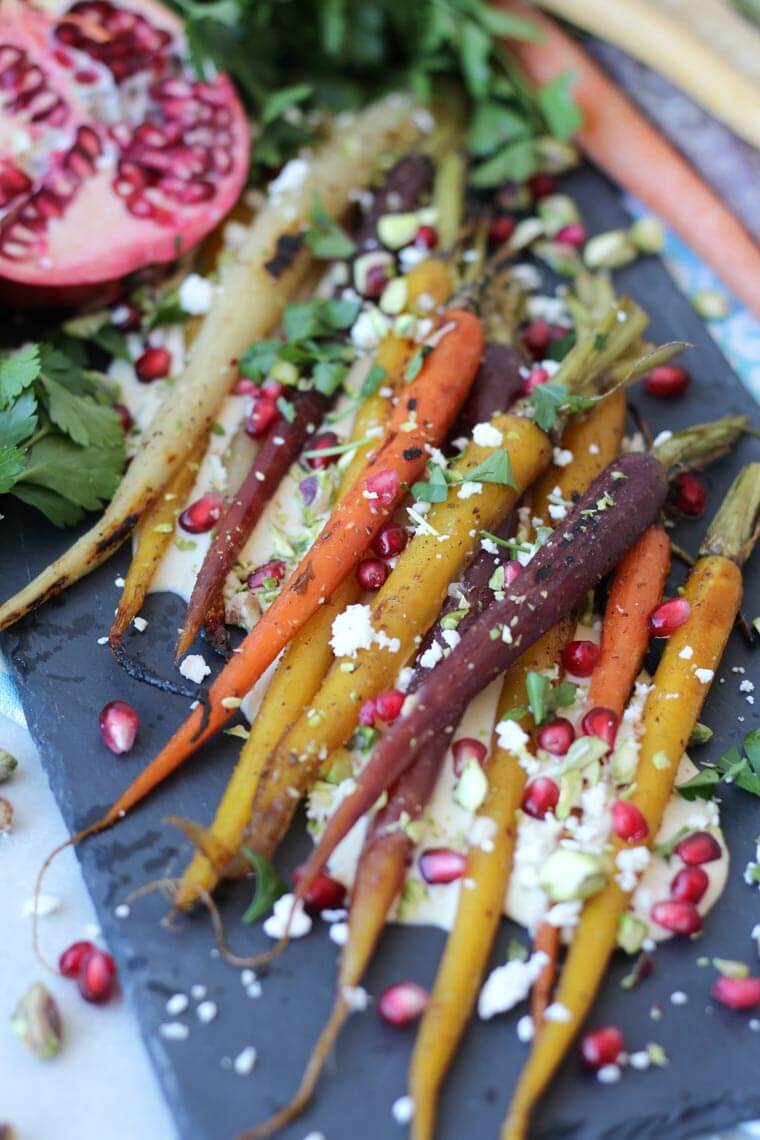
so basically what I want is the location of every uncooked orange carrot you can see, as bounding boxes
[587,524,671,715]
[69,309,484,839]
[501,0,760,320]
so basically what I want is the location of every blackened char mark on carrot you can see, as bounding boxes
[371,430,399,464]
[403,447,423,461]
[265,233,305,279]
[94,513,140,556]
[289,560,315,596]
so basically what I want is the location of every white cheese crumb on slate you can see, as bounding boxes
[160,1022,190,1041]
[392,1096,415,1125]
[166,994,189,1017]
[233,1046,258,1075]
[197,1001,218,1023]
[263,894,312,940]
[179,654,211,684]
[478,951,548,1020]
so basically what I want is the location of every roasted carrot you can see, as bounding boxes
[175,259,455,908]
[502,464,760,1140]
[501,0,760,319]
[293,451,669,905]
[409,621,573,1140]
[65,308,482,848]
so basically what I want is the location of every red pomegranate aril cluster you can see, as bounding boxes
[581,707,619,748]
[359,689,405,726]
[59,940,117,1004]
[649,597,691,637]
[579,1025,624,1070]
[521,776,560,820]
[711,976,760,1011]
[365,468,399,507]
[521,319,552,360]
[672,472,706,518]
[451,737,488,777]
[650,898,702,936]
[419,847,467,885]
[98,700,138,755]
[611,800,649,843]
[306,432,340,470]
[528,173,556,199]
[111,302,141,332]
[245,396,278,437]
[644,364,690,399]
[674,830,721,866]
[555,222,586,248]
[59,940,96,978]
[247,559,286,592]
[488,215,515,245]
[179,492,223,534]
[292,867,345,914]
[415,224,438,250]
[378,981,429,1027]
[537,717,575,756]
[670,865,709,904]
[135,345,171,382]
[521,365,550,396]
[562,639,600,677]
[357,558,388,591]
[372,522,408,559]
[233,377,258,396]
[503,559,522,587]
[363,264,390,299]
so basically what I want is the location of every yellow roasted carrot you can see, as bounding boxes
[409,619,573,1140]
[175,260,453,908]
[502,464,759,1140]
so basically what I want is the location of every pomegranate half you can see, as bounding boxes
[0,0,249,305]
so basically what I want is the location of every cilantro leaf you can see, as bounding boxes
[470,139,538,188]
[21,436,123,511]
[677,731,760,802]
[305,196,357,259]
[465,449,516,488]
[359,362,387,400]
[0,391,37,449]
[313,359,349,396]
[11,482,85,527]
[39,374,123,449]
[525,671,577,726]
[261,82,313,126]
[412,461,449,503]
[527,382,596,433]
[0,344,40,407]
[405,344,433,381]
[239,339,283,381]
[283,297,360,341]
[276,396,295,423]
[537,72,583,140]
[0,445,26,494]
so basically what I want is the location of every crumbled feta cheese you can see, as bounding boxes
[472,422,503,447]
[392,1096,415,1125]
[114,903,131,919]
[652,430,673,447]
[269,157,309,199]
[441,628,461,650]
[695,668,714,684]
[678,645,694,660]
[496,718,530,753]
[552,447,573,467]
[233,1046,258,1075]
[516,1015,534,1042]
[458,481,482,499]
[588,442,600,455]
[545,900,583,928]
[329,922,349,946]
[481,538,499,555]
[263,894,312,940]
[133,616,148,632]
[192,984,208,1000]
[615,845,651,892]
[478,951,549,1019]
[351,308,390,351]
[160,1022,190,1041]
[544,1002,572,1023]
[670,991,688,1005]
[396,666,415,692]
[629,1050,651,1071]
[22,894,60,918]
[166,994,189,1017]
[179,654,211,684]
[342,985,369,1012]
[330,604,400,658]
[419,641,444,669]
[197,1001,217,1023]
[597,1063,621,1084]
[740,680,755,694]
[179,273,213,315]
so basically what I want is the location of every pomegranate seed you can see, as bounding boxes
[528,173,556,199]
[521,777,560,820]
[562,640,600,677]
[59,940,96,978]
[670,865,709,904]
[675,830,722,866]
[292,868,346,914]
[419,848,467,885]
[521,319,552,360]
[247,559,287,591]
[307,432,340,470]
[650,898,702,936]
[375,690,404,722]
[363,264,390,299]
[452,737,488,777]
[415,225,438,250]
[521,365,549,395]
[537,717,575,756]
[611,800,649,843]
[179,492,224,534]
[98,700,138,755]
[488,215,515,244]
[111,302,141,332]
[358,698,378,727]
[503,560,522,587]
[378,981,429,1026]
[672,472,706,518]
[135,345,171,382]
[357,558,388,590]
[233,377,259,396]
[644,364,690,399]
[365,468,399,507]
[711,975,760,1010]
[245,396,278,437]
[261,378,284,399]
[372,522,408,559]
[581,707,619,748]
[555,222,586,247]
[649,597,692,637]
[77,948,117,1004]
[579,1026,624,1069]
[114,403,132,433]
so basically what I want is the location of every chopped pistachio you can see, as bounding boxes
[11,983,62,1060]
[692,289,729,320]
[584,229,637,270]
[454,757,488,812]
[712,958,750,979]
[377,211,420,250]
[629,217,665,253]
[539,849,607,903]
[617,912,648,955]
[688,722,713,747]
[0,749,18,783]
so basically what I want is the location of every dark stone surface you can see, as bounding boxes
[1,167,759,1140]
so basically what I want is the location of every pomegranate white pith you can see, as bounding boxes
[0,0,249,299]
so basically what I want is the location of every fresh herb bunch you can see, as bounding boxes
[170,0,580,183]
[0,343,125,527]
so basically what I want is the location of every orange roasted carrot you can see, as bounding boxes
[67,309,484,840]
[501,1,760,320]
[587,524,671,715]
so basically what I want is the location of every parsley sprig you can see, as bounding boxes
[0,344,125,527]
[677,729,760,801]
[412,450,516,502]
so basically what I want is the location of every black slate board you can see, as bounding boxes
[2,166,759,1140]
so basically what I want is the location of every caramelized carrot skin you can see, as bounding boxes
[502,554,743,1140]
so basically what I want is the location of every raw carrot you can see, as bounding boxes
[293,452,668,906]
[501,0,760,320]
[502,464,760,1140]
[66,309,483,843]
